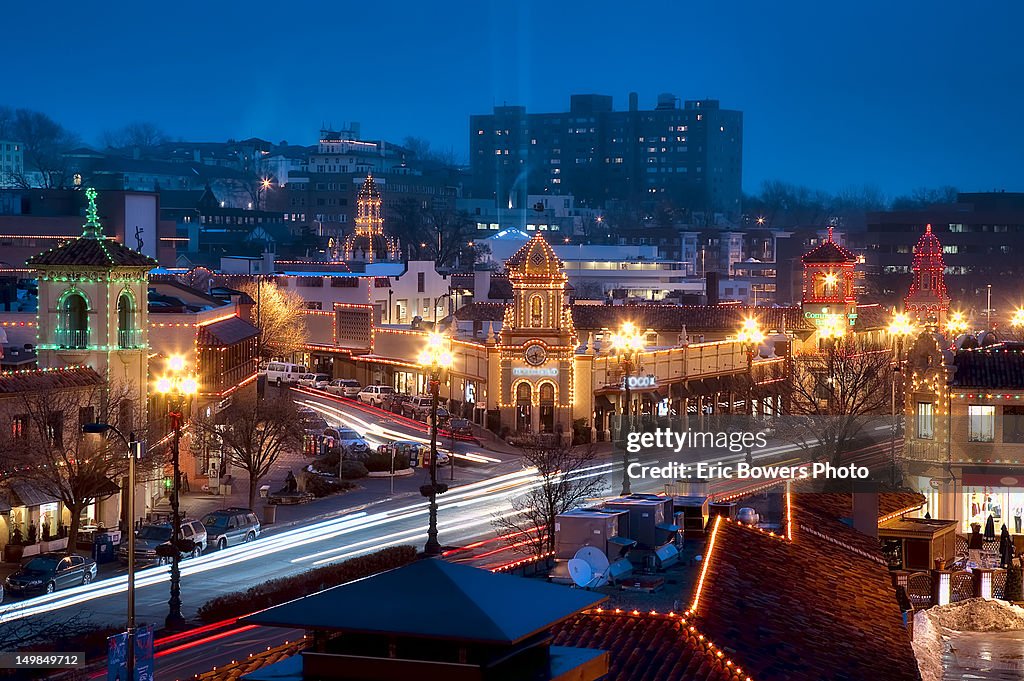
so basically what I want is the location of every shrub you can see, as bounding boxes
[304,474,354,498]
[1006,565,1023,602]
[365,451,409,472]
[197,545,418,622]
[340,459,369,479]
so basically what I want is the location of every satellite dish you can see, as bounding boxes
[567,559,593,588]
[571,546,611,588]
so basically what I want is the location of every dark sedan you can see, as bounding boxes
[4,552,97,596]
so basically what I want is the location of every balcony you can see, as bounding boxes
[55,328,89,350]
[117,328,144,349]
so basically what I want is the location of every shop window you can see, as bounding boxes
[916,402,934,439]
[1004,405,1024,443]
[968,405,995,442]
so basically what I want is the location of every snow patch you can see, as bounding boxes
[913,599,1024,681]
[911,610,944,681]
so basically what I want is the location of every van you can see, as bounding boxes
[265,362,306,386]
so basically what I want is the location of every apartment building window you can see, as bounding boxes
[11,414,29,440]
[968,405,995,442]
[417,272,425,293]
[1004,405,1024,443]
[916,402,934,439]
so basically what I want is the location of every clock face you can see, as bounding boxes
[525,344,547,366]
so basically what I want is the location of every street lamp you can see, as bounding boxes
[153,355,198,629]
[1011,308,1024,337]
[946,310,968,336]
[737,317,764,415]
[888,312,916,489]
[417,331,453,556]
[608,322,645,495]
[81,423,143,676]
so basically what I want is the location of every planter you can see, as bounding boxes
[934,558,946,571]
[40,537,68,553]
[3,544,24,563]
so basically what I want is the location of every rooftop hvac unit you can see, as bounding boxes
[554,507,632,560]
[603,495,678,549]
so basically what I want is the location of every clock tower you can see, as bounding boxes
[498,234,577,436]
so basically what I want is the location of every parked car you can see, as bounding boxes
[403,396,450,422]
[118,520,207,565]
[381,392,411,413]
[447,417,473,438]
[357,385,395,406]
[298,373,331,389]
[202,508,261,550]
[5,552,97,596]
[326,379,361,397]
[325,426,370,456]
[264,362,306,386]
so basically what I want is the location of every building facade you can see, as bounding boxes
[470,93,742,217]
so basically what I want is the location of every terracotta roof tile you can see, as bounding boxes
[570,305,813,334]
[794,491,926,524]
[802,239,856,264]
[691,502,921,681]
[551,611,745,681]
[0,366,104,394]
[27,237,157,268]
[951,343,1024,388]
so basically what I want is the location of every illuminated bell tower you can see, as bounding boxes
[801,226,858,338]
[498,234,577,436]
[342,174,399,263]
[27,187,155,404]
[904,224,950,328]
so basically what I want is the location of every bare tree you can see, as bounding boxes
[779,337,893,467]
[0,381,147,550]
[195,393,304,509]
[100,121,169,150]
[402,135,460,167]
[238,280,308,360]
[492,437,605,557]
[8,108,79,189]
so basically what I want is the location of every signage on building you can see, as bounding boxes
[512,367,559,377]
[623,375,657,389]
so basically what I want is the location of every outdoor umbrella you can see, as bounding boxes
[985,514,996,541]
[1001,524,1014,568]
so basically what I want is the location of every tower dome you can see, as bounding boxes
[506,233,563,278]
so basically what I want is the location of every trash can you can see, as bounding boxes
[92,532,117,564]
[263,504,277,525]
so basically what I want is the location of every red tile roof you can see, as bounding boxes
[794,491,926,524]
[951,343,1024,388]
[552,610,747,681]
[802,238,856,264]
[26,236,157,268]
[197,316,260,346]
[570,305,813,334]
[690,501,922,681]
[0,366,104,395]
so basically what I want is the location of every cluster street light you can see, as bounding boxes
[946,310,968,336]
[417,332,453,556]
[888,312,916,489]
[153,355,198,629]
[737,317,764,416]
[608,322,645,495]
[1011,309,1024,337]
[81,423,143,675]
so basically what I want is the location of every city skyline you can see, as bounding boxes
[4,1,1022,197]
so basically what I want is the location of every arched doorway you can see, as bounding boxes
[539,382,555,433]
[516,382,532,433]
[60,293,88,348]
[117,292,134,348]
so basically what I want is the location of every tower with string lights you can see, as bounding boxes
[342,174,400,263]
[903,224,950,329]
[800,226,858,344]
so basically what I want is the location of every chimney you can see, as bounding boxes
[852,491,879,539]
[705,271,720,305]
[474,269,492,302]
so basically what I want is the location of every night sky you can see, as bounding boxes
[6,1,1021,196]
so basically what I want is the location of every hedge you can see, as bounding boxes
[196,545,418,622]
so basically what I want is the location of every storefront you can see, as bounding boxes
[960,467,1024,533]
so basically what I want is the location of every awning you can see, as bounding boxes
[702,377,723,394]
[197,316,260,346]
[595,395,615,411]
[648,390,665,402]
[90,477,121,498]
[6,480,59,507]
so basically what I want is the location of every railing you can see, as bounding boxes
[55,328,89,349]
[117,328,144,349]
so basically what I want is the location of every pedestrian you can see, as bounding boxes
[182,471,190,493]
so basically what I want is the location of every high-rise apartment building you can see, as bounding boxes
[470,93,742,217]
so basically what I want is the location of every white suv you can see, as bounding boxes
[298,373,330,389]
[358,385,395,406]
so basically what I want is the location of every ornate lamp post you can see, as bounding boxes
[736,317,765,416]
[82,423,143,675]
[888,312,915,488]
[417,332,453,556]
[608,322,645,495]
[154,355,198,629]
[1011,308,1024,338]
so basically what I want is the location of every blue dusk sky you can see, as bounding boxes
[4,0,1021,197]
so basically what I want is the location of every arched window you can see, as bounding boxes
[516,382,532,405]
[117,292,135,348]
[530,295,543,327]
[539,383,555,403]
[60,293,88,349]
